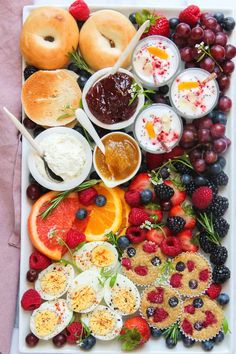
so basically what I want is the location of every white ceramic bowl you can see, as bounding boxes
[82,67,145,130]
[93,132,141,188]
[28,127,92,191]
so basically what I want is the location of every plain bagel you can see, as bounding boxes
[79,10,137,71]
[20,7,79,70]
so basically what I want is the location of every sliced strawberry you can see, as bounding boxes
[163,146,185,161]
[146,226,171,245]
[129,173,153,193]
[177,229,199,252]
[144,204,163,222]
[169,203,196,229]
[146,153,164,170]
[164,180,186,206]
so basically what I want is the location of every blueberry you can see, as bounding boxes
[214,331,224,344]
[79,335,96,350]
[189,279,198,289]
[127,247,136,257]
[181,174,192,185]
[33,127,45,138]
[90,171,99,180]
[202,340,214,351]
[129,12,137,25]
[166,337,177,349]
[217,293,230,305]
[221,17,235,32]
[168,296,179,307]
[217,156,226,169]
[182,335,195,347]
[194,321,203,331]
[160,167,170,179]
[146,307,155,317]
[127,131,134,138]
[77,20,85,29]
[150,327,162,338]
[176,261,186,272]
[212,111,227,125]
[77,75,89,89]
[159,85,169,95]
[193,298,204,308]
[207,111,216,119]
[165,96,171,106]
[169,17,180,29]
[194,175,207,186]
[117,236,130,251]
[67,62,79,74]
[214,12,225,23]
[24,66,38,80]
[140,189,153,204]
[73,125,85,136]
[207,162,222,175]
[76,208,87,220]
[151,256,161,266]
[95,195,107,207]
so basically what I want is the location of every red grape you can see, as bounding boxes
[210,45,225,61]
[218,74,230,92]
[180,47,193,62]
[172,33,188,48]
[191,27,204,40]
[213,138,227,153]
[200,57,215,72]
[198,128,212,143]
[214,32,228,46]
[198,117,213,129]
[225,44,236,59]
[185,124,197,133]
[203,29,216,45]
[180,129,197,148]
[218,95,232,112]
[191,47,200,60]
[200,12,212,25]
[53,334,67,347]
[222,60,235,74]
[153,94,166,104]
[23,117,37,130]
[185,61,197,69]
[210,123,226,138]
[26,269,38,282]
[213,65,223,78]
[193,158,206,173]
[25,333,39,347]
[225,136,231,147]
[205,17,218,30]
[187,37,198,47]
[26,183,42,201]
[176,23,191,38]
[189,149,202,162]
[204,150,218,164]
[213,23,223,33]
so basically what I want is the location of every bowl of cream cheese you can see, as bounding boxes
[28,127,93,191]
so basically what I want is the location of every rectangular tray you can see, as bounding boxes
[19,3,236,353]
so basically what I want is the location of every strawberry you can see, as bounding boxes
[177,229,199,252]
[169,203,196,229]
[69,0,90,21]
[119,316,151,350]
[164,180,186,206]
[129,173,153,193]
[179,5,201,27]
[192,187,213,209]
[146,152,164,170]
[144,204,163,222]
[146,226,170,245]
[66,322,83,344]
[163,146,185,161]
[136,10,170,38]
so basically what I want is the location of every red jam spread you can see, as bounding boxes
[86,72,138,124]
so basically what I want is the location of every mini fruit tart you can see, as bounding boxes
[140,285,182,329]
[169,252,212,297]
[121,241,167,286]
[180,296,224,341]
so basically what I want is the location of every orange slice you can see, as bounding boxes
[147,46,169,60]
[178,81,199,90]
[145,121,156,139]
[116,188,131,235]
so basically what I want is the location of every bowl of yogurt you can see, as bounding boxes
[28,127,93,191]
[169,68,219,120]
[134,104,183,154]
[132,35,181,89]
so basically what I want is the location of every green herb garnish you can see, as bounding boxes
[195,42,223,72]
[128,81,155,106]
[68,50,94,75]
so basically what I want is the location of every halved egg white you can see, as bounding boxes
[35,263,74,300]
[104,274,140,316]
[30,299,73,340]
[81,305,123,341]
[67,269,104,313]
[73,241,118,271]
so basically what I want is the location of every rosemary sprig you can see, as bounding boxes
[98,267,118,287]
[158,258,174,283]
[68,50,94,75]
[163,323,180,344]
[40,179,100,219]
[198,212,221,245]
[128,81,155,106]
[195,42,223,72]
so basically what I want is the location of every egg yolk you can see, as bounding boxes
[91,246,115,267]
[34,310,58,337]
[71,285,97,312]
[40,271,67,295]
[90,309,116,335]
[112,287,136,314]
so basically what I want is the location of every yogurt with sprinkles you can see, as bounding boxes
[132,35,180,88]
[134,104,183,154]
[170,68,219,119]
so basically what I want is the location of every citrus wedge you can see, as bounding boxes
[116,188,131,235]
[178,81,199,90]
[147,46,169,59]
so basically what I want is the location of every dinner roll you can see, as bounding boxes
[79,10,136,71]
[20,7,79,69]
[22,70,82,127]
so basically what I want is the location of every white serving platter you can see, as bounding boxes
[19,3,236,354]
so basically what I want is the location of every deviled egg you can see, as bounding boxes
[35,263,74,300]
[104,274,140,316]
[67,269,104,313]
[81,305,123,340]
[73,241,118,271]
[30,299,73,340]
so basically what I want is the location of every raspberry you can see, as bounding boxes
[126,226,146,243]
[125,190,141,207]
[128,208,150,226]
[122,258,132,270]
[199,269,210,281]
[187,260,195,272]
[66,322,83,344]
[160,237,182,257]
[78,187,97,206]
[182,319,193,335]
[147,287,164,304]
[21,289,42,311]
[29,251,51,270]
[66,229,86,249]
[192,187,213,210]
[134,265,148,276]
[153,308,169,323]
[184,304,195,314]
[69,0,90,21]
[142,241,158,253]
[179,5,201,26]
[205,283,222,299]
[203,311,216,327]
[170,273,183,288]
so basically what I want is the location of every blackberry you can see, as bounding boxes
[24,66,38,80]
[186,181,197,196]
[166,216,186,234]
[212,265,230,283]
[154,183,174,201]
[210,246,228,266]
[213,217,229,238]
[208,196,229,217]
[206,180,218,196]
[173,161,193,175]
[198,232,217,253]
[210,171,229,187]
